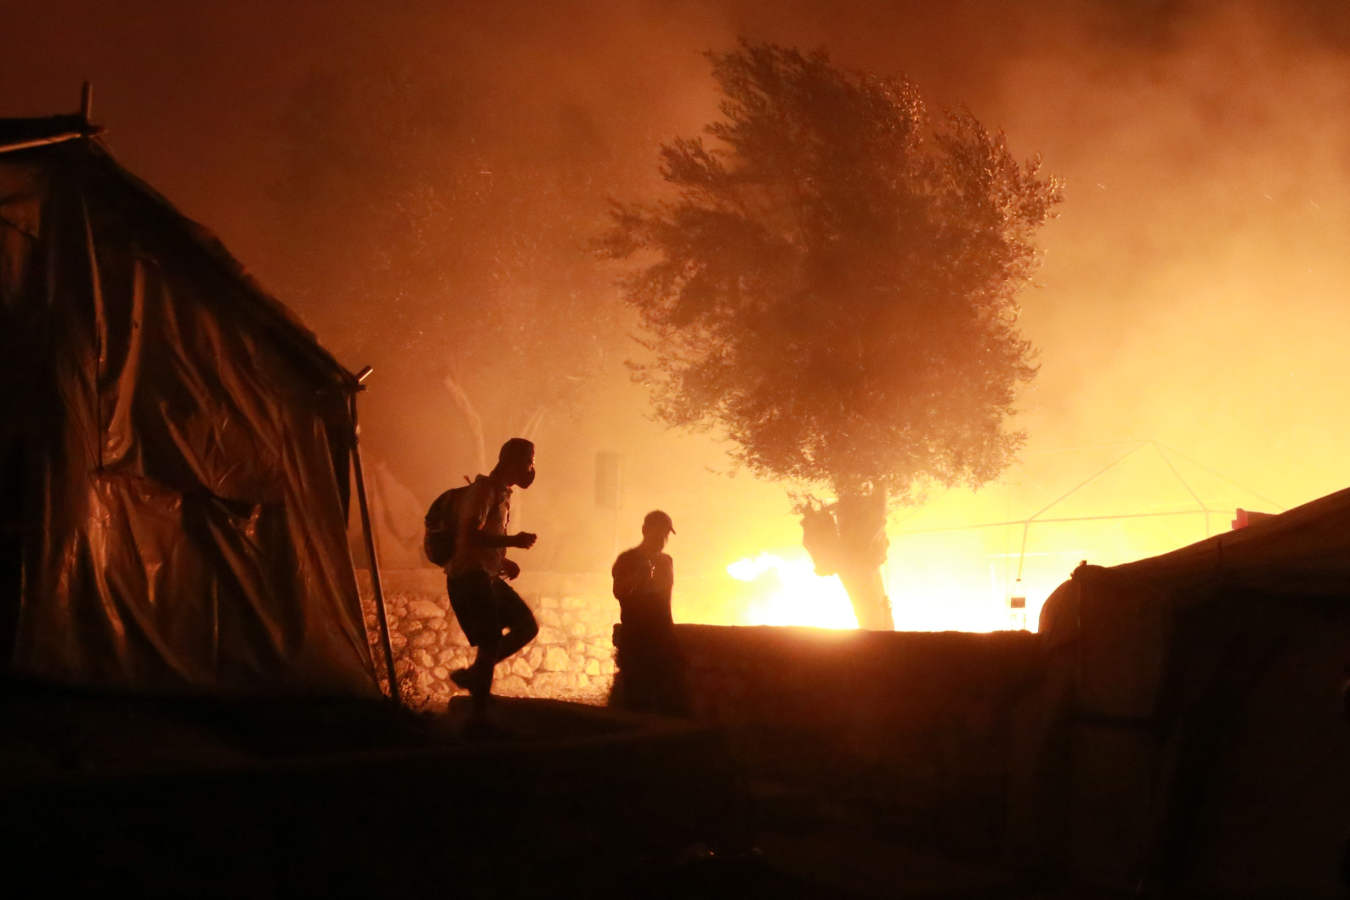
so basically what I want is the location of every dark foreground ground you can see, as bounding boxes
[0,682,1134,899]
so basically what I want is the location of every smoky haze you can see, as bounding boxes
[5,0,1350,624]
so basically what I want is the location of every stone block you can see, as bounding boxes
[580,614,613,633]
[568,621,589,638]
[531,672,570,695]
[527,647,544,669]
[584,658,600,676]
[541,646,570,672]
[407,598,446,619]
[511,658,534,679]
[537,626,564,645]
[600,659,615,676]
[438,648,459,666]
[538,608,562,628]
[410,630,439,649]
[496,675,529,696]
[574,672,590,689]
[587,642,613,658]
[402,620,423,636]
[414,649,436,669]
[432,666,449,680]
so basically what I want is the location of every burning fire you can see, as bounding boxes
[720,444,1281,633]
[725,546,1047,633]
[723,512,1232,632]
[727,553,859,629]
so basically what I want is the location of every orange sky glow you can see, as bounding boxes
[6,1,1350,632]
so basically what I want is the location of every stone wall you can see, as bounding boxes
[358,573,1049,857]
[671,624,1047,857]
[357,568,618,710]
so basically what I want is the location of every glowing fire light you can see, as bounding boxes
[726,546,1045,633]
[718,444,1284,633]
[726,553,858,629]
[724,514,1240,633]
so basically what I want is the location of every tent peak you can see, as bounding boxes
[0,83,104,156]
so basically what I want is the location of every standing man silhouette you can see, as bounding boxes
[447,438,539,727]
[611,510,688,714]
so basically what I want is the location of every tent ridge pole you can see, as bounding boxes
[0,132,87,156]
[349,372,399,705]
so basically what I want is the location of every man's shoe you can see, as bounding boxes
[450,667,475,692]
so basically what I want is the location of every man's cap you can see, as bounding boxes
[643,510,675,534]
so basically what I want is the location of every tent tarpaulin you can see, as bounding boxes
[1008,485,1350,896]
[0,122,378,697]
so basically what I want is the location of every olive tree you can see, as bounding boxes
[602,42,1061,629]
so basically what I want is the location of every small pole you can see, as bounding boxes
[349,367,399,704]
[80,81,93,128]
[1014,520,1031,582]
[612,454,623,563]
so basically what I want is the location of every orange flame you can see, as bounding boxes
[726,553,859,629]
[726,547,1040,633]
[718,443,1282,632]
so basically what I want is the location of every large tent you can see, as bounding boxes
[0,113,378,697]
[1007,484,1350,896]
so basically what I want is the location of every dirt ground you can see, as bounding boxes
[1,683,1138,899]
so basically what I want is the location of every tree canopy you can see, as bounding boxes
[603,41,1062,507]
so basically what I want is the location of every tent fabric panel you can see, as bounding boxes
[1031,485,1350,894]
[84,142,355,392]
[1066,568,1175,720]
[14,469,372,695]
[3,144,376,697]
[1111,485,1350,597]
[1039,486,1350,717]
[1162,603,1350,897]
[1062,722,1160,888]
[0,159,54,656]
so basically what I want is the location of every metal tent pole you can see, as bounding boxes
[0,82,102,156]
[349,366,399,704]
[0,132,87,155]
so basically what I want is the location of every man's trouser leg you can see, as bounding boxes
[448,571,499,712]
[491,578,539,662]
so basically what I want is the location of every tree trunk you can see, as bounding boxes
[799,488,894,630]
[837,564,892,631]
[832,487,894,631]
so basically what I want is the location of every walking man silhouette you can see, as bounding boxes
[446,438,539,728]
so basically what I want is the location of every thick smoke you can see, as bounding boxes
[5,1,1350,622]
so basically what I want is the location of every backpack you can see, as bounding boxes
[423,480,473,566]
